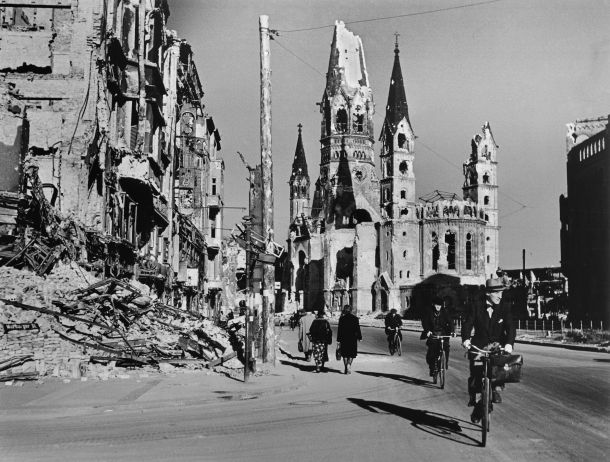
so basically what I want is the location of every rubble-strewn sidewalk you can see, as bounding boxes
[0,264,246,383]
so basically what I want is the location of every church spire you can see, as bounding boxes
[290,123,308,181]
[382,34,412,138]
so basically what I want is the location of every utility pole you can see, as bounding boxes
[259,15,275,364]
[243,216,252,382]
[522,249,526,284]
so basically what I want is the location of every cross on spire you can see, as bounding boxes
[394,32,400,52]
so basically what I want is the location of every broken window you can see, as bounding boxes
[130,101,139,150]
[484,195,490,205]
[400,190,406,199]
[400,208,408,217]
[445,231,456,270]
[398,133,406,148]
[399,161,408,174]
[432,232,439,271]
[466,233,472,270]
[354,114,364,133]
[211,178,217,195]
[336,109,348,133]
[483,173,490,184]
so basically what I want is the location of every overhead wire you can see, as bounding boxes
[276,0,507,33]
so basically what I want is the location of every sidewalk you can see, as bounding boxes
[0,351,306,418]
[351,317,610,354]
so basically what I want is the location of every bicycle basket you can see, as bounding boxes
[491,354,523,385]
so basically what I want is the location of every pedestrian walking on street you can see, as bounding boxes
[298,309,315,361]
[336,305,362,374]
[308,308,332,373]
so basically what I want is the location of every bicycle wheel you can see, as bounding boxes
[388,339,395,356]
[439,350,446,389]
[396,335,402,356]
[481,377,490,447]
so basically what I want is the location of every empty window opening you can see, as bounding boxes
[466,233,472,270]
[400,208,408,217]
[398,133,406,148]
[432,232,439,271]
[483,173,490,184]
[400,190,406,199]
[336,109,348,133]
[484,196,490,205]
[445,231,456,270]
[487,255,490,264]
[212,178,217,195]
[399,161,408,174]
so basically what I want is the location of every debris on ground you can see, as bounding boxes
[0,265,244,382]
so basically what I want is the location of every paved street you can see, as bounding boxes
[0,326,607,462]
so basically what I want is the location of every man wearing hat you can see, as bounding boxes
[462,278,516,413]
[421,296,454,383]
[384,308,403,351]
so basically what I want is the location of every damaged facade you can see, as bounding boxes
[560,116,609,324]
[0,1,225,317]
[285,23,499,316]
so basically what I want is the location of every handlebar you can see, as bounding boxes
[430,335,453,339]
[468,344,506,355]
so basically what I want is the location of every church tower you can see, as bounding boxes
[463,122,500,279]
[289,124,310,222]
[377,36,419,309]
[317,21,379,229]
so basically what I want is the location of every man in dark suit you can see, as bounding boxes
[421,296,453,383]
[461,278,515,410]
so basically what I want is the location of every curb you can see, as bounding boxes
[353,322,610,353]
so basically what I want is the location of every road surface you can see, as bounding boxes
[1,326,607,461]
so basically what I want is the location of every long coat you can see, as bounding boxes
[337,313,362,358]
[461,297,515,349]
[298,312,315,352]
[421,308,453,337]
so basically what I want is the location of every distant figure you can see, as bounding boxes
[421,296,453,383]
[298,310,315,361]
[337,305,362,374]
[385,308,403,351]
[308,308,332,373]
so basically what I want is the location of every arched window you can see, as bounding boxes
[466,233,472,270]
[399,161,408,174]
[445,231,456,270]
[397,133,406,148]
[403,250,407,258]
[483,173,490,184]
[432,232,439,271]
[400,190,406,199]
[399,270,403,278]
[400,208,408,216]
[354,114,364,133]
[336,109,348,133]
[484,196,490,205]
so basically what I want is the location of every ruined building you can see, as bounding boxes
[0,1,224,317]
[560,116,609,324]
[285,22,499,316]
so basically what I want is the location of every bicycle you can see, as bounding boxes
[430,335,452,389]
[468,344,506,447]
[388,328,402,356]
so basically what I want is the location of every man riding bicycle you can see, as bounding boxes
[385,308,402,350]
[461,278,515,421]
[421,296,453,383]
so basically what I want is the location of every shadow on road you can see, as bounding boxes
[347,397,480,446]
[358,351,390,357]
[356,370,437,388]
[279,359,342,374]
[592,358,610,363]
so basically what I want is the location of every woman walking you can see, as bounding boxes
[337,305,362,374]
[297,309,315,361]
[308,308,332,373]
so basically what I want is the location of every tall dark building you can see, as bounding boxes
[560,116,610,323]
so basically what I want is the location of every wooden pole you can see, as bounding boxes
[243,216,252,382]
[259,15,275,364]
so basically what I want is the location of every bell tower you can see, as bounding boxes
[378,35,419,302]
[317,21,379,230]
[463,122,500,278]
[289,124,310,221]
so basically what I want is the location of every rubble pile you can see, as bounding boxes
[0,265,242,382]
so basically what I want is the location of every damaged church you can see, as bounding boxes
[285,22,500,317]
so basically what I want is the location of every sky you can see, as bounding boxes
[168,0,610,269]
